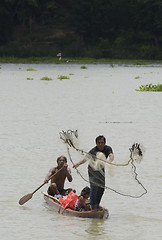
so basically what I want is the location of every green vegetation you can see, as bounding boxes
[69,73,74,75]
[27,68,37,71]
[40,76,53,81]
[136,83,162,92]
[57,75,70,80]
[27,77,34,80]
[135,76,141,79]
[80,65,87,69]
[0,1,162,59]
[0,57,162,65]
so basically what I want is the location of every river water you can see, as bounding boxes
[0,63,161,240]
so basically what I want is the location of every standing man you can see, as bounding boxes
[73,135,114,209]
[44,155,73,196]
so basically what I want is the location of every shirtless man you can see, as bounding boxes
[44,155,73,196]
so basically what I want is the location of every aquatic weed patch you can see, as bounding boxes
[136,83,162,91]
[57,75,70,80]
[27,78,34,80]
[80,65,87,69]
[27,68,37,71]
[40,76,53,81]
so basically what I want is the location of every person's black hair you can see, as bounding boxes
[81,186,90,196]
[57,156,67,163]
[95,135,106,144]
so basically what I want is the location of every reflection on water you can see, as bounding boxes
[0,63,162,240]
[85,219,110,240]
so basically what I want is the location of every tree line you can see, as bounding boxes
[0,0,162,59]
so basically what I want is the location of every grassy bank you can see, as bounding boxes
[0,56,162,65]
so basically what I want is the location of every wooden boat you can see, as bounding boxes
[42,192,109,219]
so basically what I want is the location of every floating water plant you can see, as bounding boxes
[135,76,141,79]
[136,83,162,91]
[40,76,53,81]
[69,73,74,75]
[57,75,70,80]
[26,68,37,71]
[27,78,34,80]
[80,65,87,69]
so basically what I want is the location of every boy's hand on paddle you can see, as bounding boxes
[63,163,68,170]
[44,179,48,184]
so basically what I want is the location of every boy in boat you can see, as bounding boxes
[44,155,73,196]
[75,186,91,211]
[73,135,114,210]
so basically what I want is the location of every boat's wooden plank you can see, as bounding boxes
[42,192,109,219]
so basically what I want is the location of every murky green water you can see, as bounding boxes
[0,63,161,240]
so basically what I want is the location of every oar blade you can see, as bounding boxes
[19,193,33,205]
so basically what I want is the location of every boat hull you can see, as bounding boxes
[43,192,109,219]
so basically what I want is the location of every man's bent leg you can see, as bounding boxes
[47,183,59,196]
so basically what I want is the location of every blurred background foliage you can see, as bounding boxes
[0,0,162,59]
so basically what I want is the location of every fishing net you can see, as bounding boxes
[59,130,147,198]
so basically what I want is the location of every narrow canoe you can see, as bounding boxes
[42,192,109,219]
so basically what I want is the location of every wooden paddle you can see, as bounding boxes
[19,166,64,205]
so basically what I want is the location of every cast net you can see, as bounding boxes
[59,130,147,198]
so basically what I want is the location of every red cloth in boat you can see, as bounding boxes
[59,191,78,210]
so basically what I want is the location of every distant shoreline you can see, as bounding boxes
[0,57,162,65]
